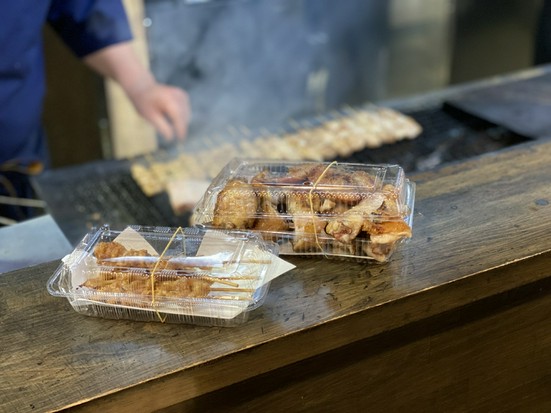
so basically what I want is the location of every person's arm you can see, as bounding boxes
[83,41,191,140]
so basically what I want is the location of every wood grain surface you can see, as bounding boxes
[162,274,551,413]
[1,137,551,412]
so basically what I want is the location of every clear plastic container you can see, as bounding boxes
[47,225,280,326]
[192,159,415,262]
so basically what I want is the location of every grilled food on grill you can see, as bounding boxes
[130,106,422,201]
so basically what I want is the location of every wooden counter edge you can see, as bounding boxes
[64,250,551,412]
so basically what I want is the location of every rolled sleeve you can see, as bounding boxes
[47,0,133,58]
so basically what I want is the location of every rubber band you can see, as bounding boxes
[308,161,337,254]
[149,226,185,322]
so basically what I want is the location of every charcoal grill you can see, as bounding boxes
[34,68,546,245]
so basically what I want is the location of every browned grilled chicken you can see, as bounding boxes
[325,192,385,243]
[212,179,258,229]
[362,220,412,240]
[253,192,290,234]
[287,194,328,252]
[360,188,412,262]
[83,271,214,300]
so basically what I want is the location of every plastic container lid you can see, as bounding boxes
[192,159,415,262]
[47,225,284,326]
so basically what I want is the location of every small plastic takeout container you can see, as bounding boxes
[48,225,292,326]
[191,159,415,262]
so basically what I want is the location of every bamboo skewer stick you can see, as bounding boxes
[210,287,256,293]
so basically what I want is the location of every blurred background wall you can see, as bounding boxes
[42,0,543,166]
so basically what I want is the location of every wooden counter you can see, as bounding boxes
[2,137,551,412]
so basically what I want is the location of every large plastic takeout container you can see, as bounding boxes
[48,225,291,326]
[192,159,415,262]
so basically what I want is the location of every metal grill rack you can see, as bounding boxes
[336,104,528,171]
[33,161,188,245]
[126,104,429,201]
[33,95,530,246]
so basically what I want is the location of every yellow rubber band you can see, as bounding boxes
[149,226,184,322]
[308,161,337,254]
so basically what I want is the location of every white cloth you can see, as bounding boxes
[0,214,72,273]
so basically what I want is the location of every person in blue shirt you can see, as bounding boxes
[0,0,191,223]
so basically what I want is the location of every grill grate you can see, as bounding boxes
[336,104,529,171]
[33,162,181,245]
[34,104,530,246]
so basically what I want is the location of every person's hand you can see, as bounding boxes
[83,42,191,141]
[128,82,191,141]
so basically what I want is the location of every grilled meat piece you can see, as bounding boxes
[287,194,328,252]
[253,192,290,234]
[325,193,385,243]
[212,179,258,229]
